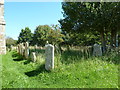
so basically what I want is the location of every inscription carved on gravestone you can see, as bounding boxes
[0,0,6,54]
[45,44,54,71]
[93,44,102,56]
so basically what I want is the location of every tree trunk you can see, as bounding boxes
[100,31,106,53]
[110,30,114,49]
[105,32,108,45]
[110,29,117,49]
[58,44,63,53]
[114,31,117,47]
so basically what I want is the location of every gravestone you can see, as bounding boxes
[20,43,22,55]
[35,45,38,50]
[18,44,20,54]
[10,45,13,51]
[20,43,24,56]
[19,43,22,55]
[16,45,19,52]
[0,0,6,55]
[45,44,54,71]
[93,44,102,56]
[25,42,29,59]
[22,43,25,56]
[31,52,36,62]
[116,40,118,47]
[20,43,23,55]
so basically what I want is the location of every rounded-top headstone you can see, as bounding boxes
[93,44,102,56]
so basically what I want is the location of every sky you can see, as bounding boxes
[4,2,64,40]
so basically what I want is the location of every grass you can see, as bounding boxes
[2,49,119,88]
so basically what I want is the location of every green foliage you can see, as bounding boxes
[33,25,52,46]
[47,25,64,45]
[18,27,33,44]
[33,25,64,46]
[6,37,17,47]
[59,2,120,47]
[62,32,100,46]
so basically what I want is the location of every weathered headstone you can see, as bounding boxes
[93,44,102,56]
[10,45,13,51]
[25,42,29,59]
[16,46,18,52]
[21,43,25,56]
[35,45,38,50]
[19,43,21,54]
[0,0,6,55]
[31,52,36,62]
[116,40,118,47]
[45,44,54,71]
[20,43,22,55]
[20,43,23,55]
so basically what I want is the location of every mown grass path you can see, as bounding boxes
[2,51,118,88]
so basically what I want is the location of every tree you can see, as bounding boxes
[33,25,52,46]
[18,27,33,44]
[33,25,64,46]
[59,2,101,46]
[6,37,17,47]
[48,24,64,45]
[59,2,120,53]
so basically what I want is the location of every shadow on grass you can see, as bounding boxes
[24,60,31,65]
[12,51,24,61]
[25,64,47,77]
[12,51,19,57]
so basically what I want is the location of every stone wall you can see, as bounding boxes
[0,0,6,54]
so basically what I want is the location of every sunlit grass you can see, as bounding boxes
[2,50,119,88]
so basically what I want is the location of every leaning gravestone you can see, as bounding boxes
[93,44,102,56]
[31,52,36,62]
[25,42,29,59]
[45,44,54,71]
